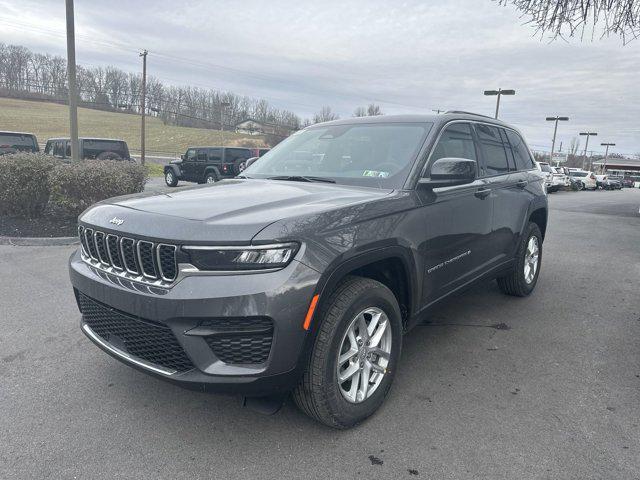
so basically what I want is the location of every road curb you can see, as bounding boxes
[0,235,79,246]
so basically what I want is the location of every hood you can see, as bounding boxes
[80,179,393,243]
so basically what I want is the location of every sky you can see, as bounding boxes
[0,0,639,155]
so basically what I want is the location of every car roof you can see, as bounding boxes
[0,131,36,136]
[188,146,251,149]
[46,137,126,142]
[307,112,515,129]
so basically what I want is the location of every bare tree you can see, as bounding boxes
[353,103,384,117]
[498,0,640,43]
[313,106,339,124]
[569,137,580,155]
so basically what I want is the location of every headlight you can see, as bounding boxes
[183,243,299,271]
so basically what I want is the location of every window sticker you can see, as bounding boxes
[362,170,390,178]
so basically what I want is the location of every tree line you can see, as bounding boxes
[0,43,303,132]
[0,43,388,136]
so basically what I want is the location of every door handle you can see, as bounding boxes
[516,180,528,188]
[474,187,491,199]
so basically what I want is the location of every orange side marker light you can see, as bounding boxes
[303,294,320,331]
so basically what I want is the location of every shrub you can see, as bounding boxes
[0,153,55,217]
[49,160,148,217]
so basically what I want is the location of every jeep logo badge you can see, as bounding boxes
[109,217,124,226]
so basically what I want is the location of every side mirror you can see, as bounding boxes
[419,157,477,189]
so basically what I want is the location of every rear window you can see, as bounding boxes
[0,133,37,152]
[475,124,509,175]
[225,148,252,163]
[505,130,535,171]
[82,139,128,158]
[570,171,587,177]
[539,163,553,173]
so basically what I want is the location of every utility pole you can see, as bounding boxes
[484,88,516,119]
[600,142,615,173]
[65,0,79,161]
[220,101,231,145]
[139,49,148,165]
[579,132,597,170]
[546,116,569,166]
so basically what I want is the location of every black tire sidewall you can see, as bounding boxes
[318,281,403,426]
[205,172,217,183]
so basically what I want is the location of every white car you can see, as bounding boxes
[549,166,570,192]
[537,162,555,191]
[568,169,597,190]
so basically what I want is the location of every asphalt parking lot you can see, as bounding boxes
[1,188,639,479]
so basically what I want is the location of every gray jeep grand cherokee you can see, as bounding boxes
[69,112,547,429]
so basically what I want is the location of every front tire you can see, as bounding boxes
[497,222,542,297]
[293,276,403,429]
[164,170,178,187]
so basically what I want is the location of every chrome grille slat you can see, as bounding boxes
[94,231,109,266]
[106,234,124,270]
[120,237,139,274]
[84,228,99,260]
[78,227,177,286]
[137,241,157,279]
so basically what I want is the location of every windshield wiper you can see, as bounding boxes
[266,175,336,184]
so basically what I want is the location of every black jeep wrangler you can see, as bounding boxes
[70,112,547,429]
[164,146,254,186]
[0,131,39,155]
[44,137,132,161]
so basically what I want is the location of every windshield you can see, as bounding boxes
[243,122,432,188]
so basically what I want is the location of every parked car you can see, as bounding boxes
[548,166,570,192]
[595,174,607,189]
[567,169,597,190]
[536,161,555,191]
[249,147,270,158]
[44,137,132,161]
[70,112,548,429]
[622,177,636,188]
[164,146,254,186]
[603,174,623,189]
[0,131,39,155]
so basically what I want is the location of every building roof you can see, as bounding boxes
[592,157,640,167]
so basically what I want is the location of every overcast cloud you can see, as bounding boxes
[1,0,639,154]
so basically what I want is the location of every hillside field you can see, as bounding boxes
[0,97,266,155]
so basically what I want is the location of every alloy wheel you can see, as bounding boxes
[336,307,392,404]
[524,236,539,284]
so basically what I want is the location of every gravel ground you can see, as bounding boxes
[1,188,639,480]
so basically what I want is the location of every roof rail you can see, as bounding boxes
[444,110,495,119]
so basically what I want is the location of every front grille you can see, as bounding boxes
[202,317,274,365]
[78,226,178,283]
[78,293,195,373]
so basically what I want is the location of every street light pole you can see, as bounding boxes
[600,142,615,173]
[484,88,516,119]
[220,101,231,146]
[579,132,597,170]
[64,0,79,161]
[139,50,147,165]
[546,116,569,166]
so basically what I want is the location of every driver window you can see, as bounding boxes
[186,149,196,161]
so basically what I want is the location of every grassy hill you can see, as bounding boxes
[0,97,266,156]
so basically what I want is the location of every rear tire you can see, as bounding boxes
[204,171,219,184]
[293,276,403,429]
[497,222,542,297]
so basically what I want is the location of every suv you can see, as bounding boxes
[567,169,597,190]
[69,113,547,429]
[0,131,39,155]
[164,147,254,186]
[44,137,132,161]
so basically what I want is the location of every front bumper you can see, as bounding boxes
[69,249,321,395]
